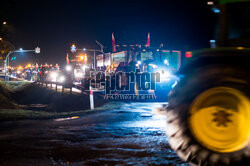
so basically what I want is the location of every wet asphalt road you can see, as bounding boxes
[0,102,187,166]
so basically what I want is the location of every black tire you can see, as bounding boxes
[166,65,250,166]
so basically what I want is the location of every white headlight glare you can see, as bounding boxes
[164,60,169,65]
[163,71,170,77]
[66,65,72,71]
[152,64,158,69]
[50,72,58,79]
[82,65,87,71]
[59,76,65,83]
[160,70,171,81]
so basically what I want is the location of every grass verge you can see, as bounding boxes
[0,81,31,92]
[0,101,122,121]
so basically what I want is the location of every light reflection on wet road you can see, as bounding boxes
[0,102,187,165]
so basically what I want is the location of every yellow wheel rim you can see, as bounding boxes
[189,87,250,153]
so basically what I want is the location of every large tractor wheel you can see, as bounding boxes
[166,65,250,165]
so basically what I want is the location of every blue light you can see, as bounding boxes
[164,59,169,65]
[137,61,141,65]
[83,48,86,51]
[19,48,23,51]
[212,8,220,13]
[172,80,178,88]
[210,39,216,48]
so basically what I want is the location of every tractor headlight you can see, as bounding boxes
[50,72,58,82]
[58,76,65,83]
[159,70,171,82]
[66,65,72,71]
[149,64,158,69]
[51,72,58,79]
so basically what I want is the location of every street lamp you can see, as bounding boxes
[95,40,104,53]
[4,47,40,81]
[2,22,7,25]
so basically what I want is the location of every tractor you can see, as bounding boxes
[166,0,250,165]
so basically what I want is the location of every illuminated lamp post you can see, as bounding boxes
[4,47,40,81]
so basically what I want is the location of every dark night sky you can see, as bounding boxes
[0,0,216,65]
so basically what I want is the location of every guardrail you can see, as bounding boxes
[36,80,76,94]
[36,81,96,109]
